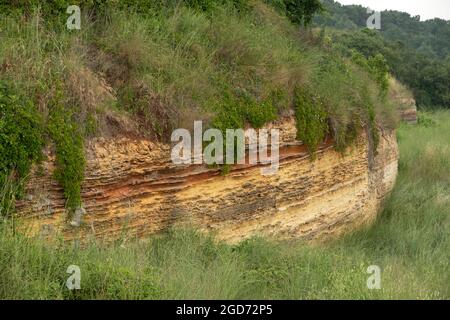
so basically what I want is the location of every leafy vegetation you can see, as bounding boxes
[0,82,43,217]
[0,0,251,17]
[47,102,85,212]
[351,52,389,97]
[313,0,450,108]
[265,0,324,26]
[0,111,449,299]
[0,82,43,183]
[294,87,328,155]
[315,0,450,60]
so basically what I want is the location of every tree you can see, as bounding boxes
[266,0,324,26]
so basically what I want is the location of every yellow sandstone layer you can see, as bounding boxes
[16,117,398,243]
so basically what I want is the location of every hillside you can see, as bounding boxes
[315,0,450,59]
[1,0,397,218]
[313,0,450,108]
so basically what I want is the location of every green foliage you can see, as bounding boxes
[47,100,85,212]
[0,81,43,212]
[367,54,389,96]
[353,29,449,108]
[316,0,450,60]
[314,0,450,108]
[0,173,17,218]
[0,0,250,16]
[417,112,437,127]
[265,0,324,26]
[306,50,388,155]
[211,91,277,173]
[178,0,250,12]
[84,113,99,137]
[242,97,278,129]
[212,94,246,132]
[211,89,278,132]
[363,88,380,156]
[294,87,328,155]
[351,51,389,97]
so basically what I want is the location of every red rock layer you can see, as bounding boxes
[16,117,398,243]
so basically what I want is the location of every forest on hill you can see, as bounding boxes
[1,0,397,215]
[313,0,450,108]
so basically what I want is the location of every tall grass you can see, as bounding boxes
[0,2,394,138]
[0,111,448,299]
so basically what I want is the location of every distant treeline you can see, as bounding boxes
[314,0,450,108]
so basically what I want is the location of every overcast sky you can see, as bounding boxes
[336,0,450,21]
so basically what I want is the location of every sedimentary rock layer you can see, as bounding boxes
[16,117,398,243]
[398,98,418,124]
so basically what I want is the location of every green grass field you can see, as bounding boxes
[1,111,449,300]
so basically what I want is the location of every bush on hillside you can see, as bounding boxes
[47,99,85,213]
[294,87,328,155]
[265,0,324,26]
[0,82,43,216]
[0,82,43,184]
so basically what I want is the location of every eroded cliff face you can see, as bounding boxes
[399,98,418,124]
[16,117,398,243]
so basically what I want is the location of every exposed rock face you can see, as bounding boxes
[388,78,417,124]
[16,117,398,243]
[399,98,418,124]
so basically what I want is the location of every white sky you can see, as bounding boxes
[336,0,450,21]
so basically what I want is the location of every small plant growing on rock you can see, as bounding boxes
[0,81,43,217]
[47,92,85,217]
[294,87,328,156]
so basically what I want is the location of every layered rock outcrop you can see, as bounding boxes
[399,98,418,124]
[16,117,398,243]
[389,78,418,124]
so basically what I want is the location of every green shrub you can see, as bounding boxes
[361,86,380,156]
[0,0,250,17]
[47,99,85,213]
[332,122,358,153]
[309,50,387,155]
[241,95,277,129]
[265,0,324,26]
[367,54,389,97]
[351,51,389,98]
[417,112,437,127]
[294,87,328,155]
[0,81,43,214]
[212,90,278,131]
[210,90,277,173]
